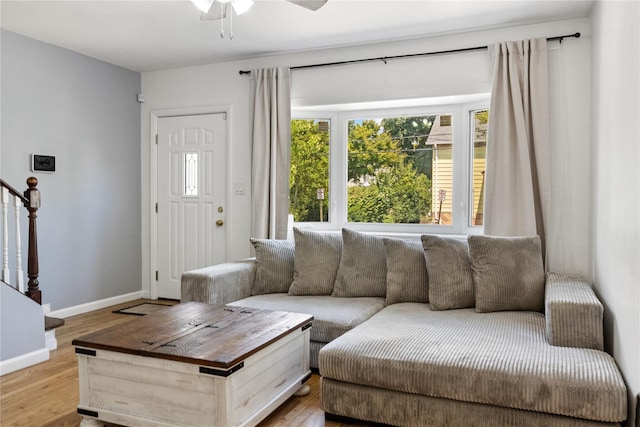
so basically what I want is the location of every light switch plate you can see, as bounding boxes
[233,183,246,195]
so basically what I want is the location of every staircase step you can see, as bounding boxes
[44,316,64,331]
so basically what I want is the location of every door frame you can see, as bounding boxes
[148,105,232,300]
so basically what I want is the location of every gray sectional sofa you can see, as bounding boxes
[181,228,628,426]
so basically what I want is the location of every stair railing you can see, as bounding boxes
[1,177,41,304]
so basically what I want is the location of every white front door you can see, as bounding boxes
[157,113,227,299]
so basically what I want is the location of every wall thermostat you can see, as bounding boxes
[31,154,56,173]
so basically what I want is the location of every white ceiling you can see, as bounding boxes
[0,0,594,73]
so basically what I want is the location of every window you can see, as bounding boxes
[184,152,198,196]
[290,119,330,222]
[291,97,489,234]
[346,114,451,225]
[470,110,489,226]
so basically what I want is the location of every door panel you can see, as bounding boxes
[157,113,227,299]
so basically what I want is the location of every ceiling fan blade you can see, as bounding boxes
[200,2,226,21]
[231,0,254,15]
[286,0,328,11]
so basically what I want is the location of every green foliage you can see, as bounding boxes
[380,116,434,149]
[347,120,401,181]
[380,116,436,177]
[475,110,489,124]
[348,162,432,223]
[347,185,388,223]
[289,120,329,222]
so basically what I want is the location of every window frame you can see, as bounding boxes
[289,111,339,230]
[467,105,491,229]
[291,96,489,236]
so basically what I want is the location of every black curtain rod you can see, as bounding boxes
[239,32,580,75]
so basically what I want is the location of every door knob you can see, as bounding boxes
[216,219,224,227]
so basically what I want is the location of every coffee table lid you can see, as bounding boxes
[73,302,313,369]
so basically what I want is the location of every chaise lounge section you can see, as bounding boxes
[181,228,628,426]
[320,297,625,426]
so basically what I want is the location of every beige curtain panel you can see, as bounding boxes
[250,67,292,239]
[484,38,551,259]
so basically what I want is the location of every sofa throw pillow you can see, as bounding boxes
[468,235,545,313]
[383,238,428,305]
[332,228,387,298]
[288,228,343,296]
[250,238,295,295]
[421,235,474,310]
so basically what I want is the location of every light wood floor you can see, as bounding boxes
[0,299,372,427]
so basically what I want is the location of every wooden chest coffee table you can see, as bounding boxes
[72,302,313,427]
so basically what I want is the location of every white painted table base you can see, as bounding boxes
[76,325,311,427]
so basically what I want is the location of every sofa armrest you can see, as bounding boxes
[181,259,256,305]
[544,272,604,351]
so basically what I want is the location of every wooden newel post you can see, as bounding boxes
[24,177,41,304]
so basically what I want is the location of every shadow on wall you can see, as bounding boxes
[596,289,614,355]
[596,290,637,427]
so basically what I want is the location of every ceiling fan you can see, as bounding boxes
[191,0,327,39]
[194,0,328,21]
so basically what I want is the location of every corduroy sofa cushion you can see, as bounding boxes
[250,238,294,295]
[229,294,385,344]
[468,235,545,313]
[383,238,428,305]
[421,235,474,310]
[319,303,627,423]
[288,228,342,296]
[332,229,387,298]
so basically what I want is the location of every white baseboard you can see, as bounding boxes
[0,348,49,376]
[45,329,57,351]
[48,291,143,319]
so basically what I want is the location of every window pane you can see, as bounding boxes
[184,152,198,196]
[347,114,453,224]
[471,110,488,226]
[290,119,330,222]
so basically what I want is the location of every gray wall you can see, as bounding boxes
[1,30,141,310]
[590,2,640,425]
[1,283,45,360]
